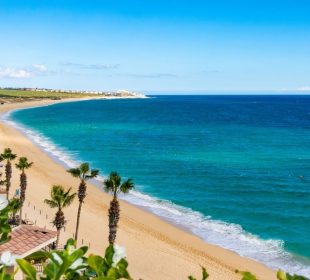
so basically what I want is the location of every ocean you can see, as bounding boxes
[4,95,310,276]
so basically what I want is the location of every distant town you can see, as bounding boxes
[0,87,145,98]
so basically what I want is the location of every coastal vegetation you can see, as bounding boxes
[67,163,99,242]
[103,172,135,245]
[15,157,33,225]
[0,89,98,100]
[8,198,21,226]
[44,185,76,248]
[0,147,308,279]
[0,148,17,200]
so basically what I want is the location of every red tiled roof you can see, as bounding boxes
[0,225,57,257]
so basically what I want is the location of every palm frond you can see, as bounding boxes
[9,198,22,212]
[86,169,99,179]
[104,172,135,197]
[103,178,114,193]
[80,162,90,174]
[63,188,76,207]
[67,168,81,178]
[44,199,58,208]
[110,171,121,187]
[45,185,75,209]
[120,179,135,194]
[0,148,17,161]
[15,157,33,170]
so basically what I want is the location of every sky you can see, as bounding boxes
[0,0,310,93]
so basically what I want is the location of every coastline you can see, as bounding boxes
[0,98,277,280]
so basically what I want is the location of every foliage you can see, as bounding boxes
[188,266,209,280]
[0,266,15,280]
[0,148,17,200]
[0,149,17,163]
[67,163,99,182]
[15,157,33,225]
[44,185,76,247]
[67,163,99,241]
[234,269,309,280]
[103,172,134,198]
[0,201,11,245]
[44,185,76,211]
[85,245,131,279]
[0,89,98,99]
[8,199,21,216]
[8,198,21,225]
[15,157,33,172]
[17,239,88,280]
[277,269,308,280]
[0,198,22,244]
[15,239,131,280]
[104,172,135,246]
[235,270,258,280]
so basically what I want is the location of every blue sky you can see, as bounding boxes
[0,0,310,93]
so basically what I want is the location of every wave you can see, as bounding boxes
[1,110,80,169]
[2,111,310,277]
[121,191,310,277]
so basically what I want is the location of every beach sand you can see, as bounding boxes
[0,98,277,280]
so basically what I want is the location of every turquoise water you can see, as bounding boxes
[5,95,310,276]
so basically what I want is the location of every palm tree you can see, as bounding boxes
[103,172,134,245]
[0,172,5,190]
[67,163,99,242]
[9,198,22,225]
[15,157,33,224]
[0,148,17,199]
[44,185,76,248]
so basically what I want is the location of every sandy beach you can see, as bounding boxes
[0,98,277,280]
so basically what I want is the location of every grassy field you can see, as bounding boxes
[0,89,100,99]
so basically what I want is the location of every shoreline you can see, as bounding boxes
[0,98,277,280]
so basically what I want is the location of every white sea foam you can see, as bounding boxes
[121,191,310,277]
[1,110,80,169]
[1,111,310,277]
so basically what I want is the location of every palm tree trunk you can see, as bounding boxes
[108,197,120,245]
[19,172,27,225]
[19,207,23,225]
[5,161,11,200]
[56,229,60,249]
[75,202,83,242]
[75,180,86,243]
[54,210,65,249]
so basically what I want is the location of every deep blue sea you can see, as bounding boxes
[4,95,310,276]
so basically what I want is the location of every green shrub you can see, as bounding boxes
[15,239,131,280]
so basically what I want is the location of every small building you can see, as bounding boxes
[0,225,57,278]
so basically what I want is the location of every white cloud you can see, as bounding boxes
[0,64,49,79]
[0,68,32,78]
[32,64,48,72]
[297,86,310,91]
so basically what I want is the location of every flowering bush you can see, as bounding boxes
[85,244,130,279]
[15,239,131,280]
